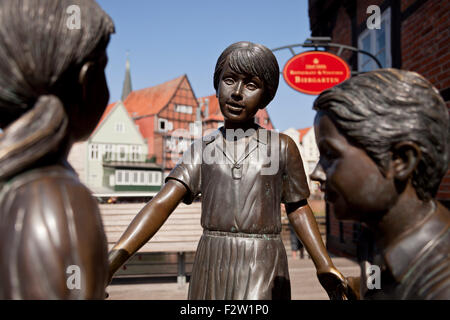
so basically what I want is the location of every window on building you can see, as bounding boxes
[130,145,141,161]
[117,145,127,161]
[116,171,123,184]
[155,172,162,184]
[89,144,99,160]
[123,171,129,184]
[358,7,391,72]
[115,169,161,186]
[150,172,156,184]
[175,105,193,114]
[104,144,114,160]
[132,172,139,185]
[115,122,125,133]
[158,118,172,132]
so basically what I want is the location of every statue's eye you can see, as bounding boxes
[223,78,234,85]
[246,82,257,90]
[319,142,339,162]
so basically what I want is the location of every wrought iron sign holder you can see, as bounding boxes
[272,37,382,75]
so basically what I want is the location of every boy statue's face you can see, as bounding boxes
[311,112,397,223]
[217,63,266,124]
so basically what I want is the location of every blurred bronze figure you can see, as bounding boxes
[109,41,355,300]
[0,0,114,299]
[312,68,450,299]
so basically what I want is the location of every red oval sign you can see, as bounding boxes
[283,51,351,95]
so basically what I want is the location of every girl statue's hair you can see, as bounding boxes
[0,0,114,181]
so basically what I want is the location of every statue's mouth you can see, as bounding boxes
[226,103,244,114]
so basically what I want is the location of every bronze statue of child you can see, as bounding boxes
[311,68,449,299]
[0,0,114,299]
[109,41,354,299]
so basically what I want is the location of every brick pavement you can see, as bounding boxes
[107,256,359,300]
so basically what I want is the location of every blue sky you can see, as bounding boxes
[97,0,318,131]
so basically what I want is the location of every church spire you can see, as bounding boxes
[121,51,132,101]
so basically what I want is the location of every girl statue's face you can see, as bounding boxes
[217,63,265,124]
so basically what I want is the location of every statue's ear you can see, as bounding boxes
[391,141,421,181]
[78,61,95,101]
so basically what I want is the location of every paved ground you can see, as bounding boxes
[107,256,359,300]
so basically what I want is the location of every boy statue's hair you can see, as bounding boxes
[213,41,280,107]
[314,68,449,201]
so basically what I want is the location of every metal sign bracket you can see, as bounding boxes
[272,37,382,75]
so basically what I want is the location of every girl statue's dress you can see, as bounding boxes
[166,126,310,299]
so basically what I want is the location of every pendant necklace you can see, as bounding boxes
[222,136,257,180]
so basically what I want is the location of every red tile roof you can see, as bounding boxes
[298,127,312,142]
[123,75,186,118]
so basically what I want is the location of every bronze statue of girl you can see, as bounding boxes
[0,0,114,299]
[108,41,353,300]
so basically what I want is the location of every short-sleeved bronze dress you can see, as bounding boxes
[166,126,310,300]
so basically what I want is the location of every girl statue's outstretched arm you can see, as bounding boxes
[107,179,188,283]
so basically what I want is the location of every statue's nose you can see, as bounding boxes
[310,163,326,183]
[231,81,243,101]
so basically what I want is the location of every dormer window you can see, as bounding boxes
[175,104,193,114]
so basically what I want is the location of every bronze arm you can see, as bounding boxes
[107,179,188,283]
[286,201,357,300]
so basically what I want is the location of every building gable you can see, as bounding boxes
[298,127,312,143]
[90,101,147,147]
[123,75,186,118]
[158,75,199,121]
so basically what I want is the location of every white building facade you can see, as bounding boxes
[283,127,321,197]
